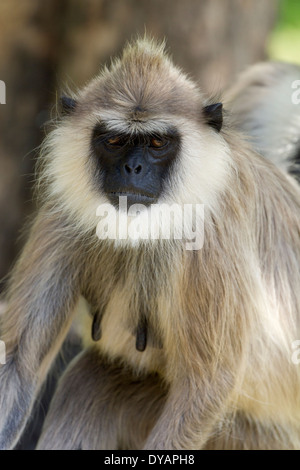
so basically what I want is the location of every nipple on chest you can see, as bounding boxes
[91,305,149,352]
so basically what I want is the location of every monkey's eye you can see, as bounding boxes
[105,136,125,147]
[150,137,168,149]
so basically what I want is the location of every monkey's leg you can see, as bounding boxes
[37,347,167,450]
[204,412,300,450]
[0,209,81,450]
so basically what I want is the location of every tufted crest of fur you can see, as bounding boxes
[84,38,202,123]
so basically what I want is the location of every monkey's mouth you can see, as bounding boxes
[107,191,157,208]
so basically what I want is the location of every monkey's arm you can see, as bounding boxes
[0,208,81,450]
[144,295,246,450]
[144,369,236,450]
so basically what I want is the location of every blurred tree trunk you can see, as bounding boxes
[0,0,65,290]
[0,0,278,290]
[56,0,278,92]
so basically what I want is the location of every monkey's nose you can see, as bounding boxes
[124,163,143,175]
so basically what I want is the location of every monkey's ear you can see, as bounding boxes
[60,96,77,115]
[203,102,223,132]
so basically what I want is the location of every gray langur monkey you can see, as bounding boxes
[0,38,300,450]
[225,62,300,182]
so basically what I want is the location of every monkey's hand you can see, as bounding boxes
[0,209,81,449]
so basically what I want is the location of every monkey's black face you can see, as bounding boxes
[91,123,180,207]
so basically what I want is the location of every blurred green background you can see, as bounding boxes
[269,0,300,63]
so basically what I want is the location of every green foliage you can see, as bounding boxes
[268,0,300,63]
[276,0,300,29]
